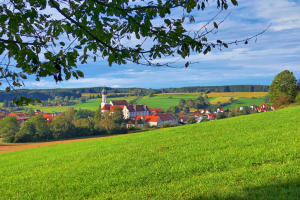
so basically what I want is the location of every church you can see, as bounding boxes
[100,88,150,119]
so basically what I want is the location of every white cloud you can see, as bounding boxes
[253,0,300,31]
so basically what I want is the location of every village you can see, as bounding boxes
[0,89,275,130]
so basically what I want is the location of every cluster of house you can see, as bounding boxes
[178,103,275,123]
[0,109,59,124]
[100,89,178,128]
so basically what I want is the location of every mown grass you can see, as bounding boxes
[0,106,299,199]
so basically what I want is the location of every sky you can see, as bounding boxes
[9,0,300,89]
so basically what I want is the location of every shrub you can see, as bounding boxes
[51,115,75,139]
[272,94,290,109]
[15,115,52,142]
[0,117,19,142]
[295,92,300,103]
[187,117,197,124]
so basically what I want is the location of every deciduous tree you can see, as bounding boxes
[0,116,19,142]
[0,0,267,103]
[269,70,297,104]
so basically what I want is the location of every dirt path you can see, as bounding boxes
[0,134,126,154]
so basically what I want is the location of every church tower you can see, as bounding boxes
[101,88,108,108]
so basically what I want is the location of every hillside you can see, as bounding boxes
[0,106,299,199]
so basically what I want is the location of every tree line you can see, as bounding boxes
[0,108,130,143]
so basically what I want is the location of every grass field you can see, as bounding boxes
[140,92,268,110]
[0,106,299,199]
[224,98,266,110]
[136,94,200,110]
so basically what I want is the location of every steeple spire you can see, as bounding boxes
[101,88,108,109]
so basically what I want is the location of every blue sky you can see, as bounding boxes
[15,0,300,89]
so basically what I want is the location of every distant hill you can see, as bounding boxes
[0,85,269,101]
[0,106,299,199]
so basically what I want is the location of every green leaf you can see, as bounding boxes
[76,70,84,78]
[231,0,238,6]
[213,22,218,29]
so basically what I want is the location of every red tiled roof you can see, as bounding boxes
[110,105,124,112]
[136,115,160,122]
[8,112,28,117]
[193,111,201,116]
[111,100,128,106]
[101,104,111,110]
[42,113,54,120]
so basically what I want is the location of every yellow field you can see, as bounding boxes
[210,97,235,105]
[207,92,268,98]
[156,92,268,98]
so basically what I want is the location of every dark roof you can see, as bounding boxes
[155,113,176,121]
[135,105,148,112]
[111,100,128,106]
[126,105,135,112]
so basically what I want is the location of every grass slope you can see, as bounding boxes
[0,106,300,199]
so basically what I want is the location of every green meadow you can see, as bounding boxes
[136,94,200,110]
[0,106,299,199]
[224,97,266,110]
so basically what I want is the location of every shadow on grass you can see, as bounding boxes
[190,178,300,200]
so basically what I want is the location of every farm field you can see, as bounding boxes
[0,106,299,199]
[206,92,268,98]
[136,94,200,110]
[224,98,266,110]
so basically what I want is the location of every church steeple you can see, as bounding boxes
[101,88,108,109]
[102,88,107,95]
